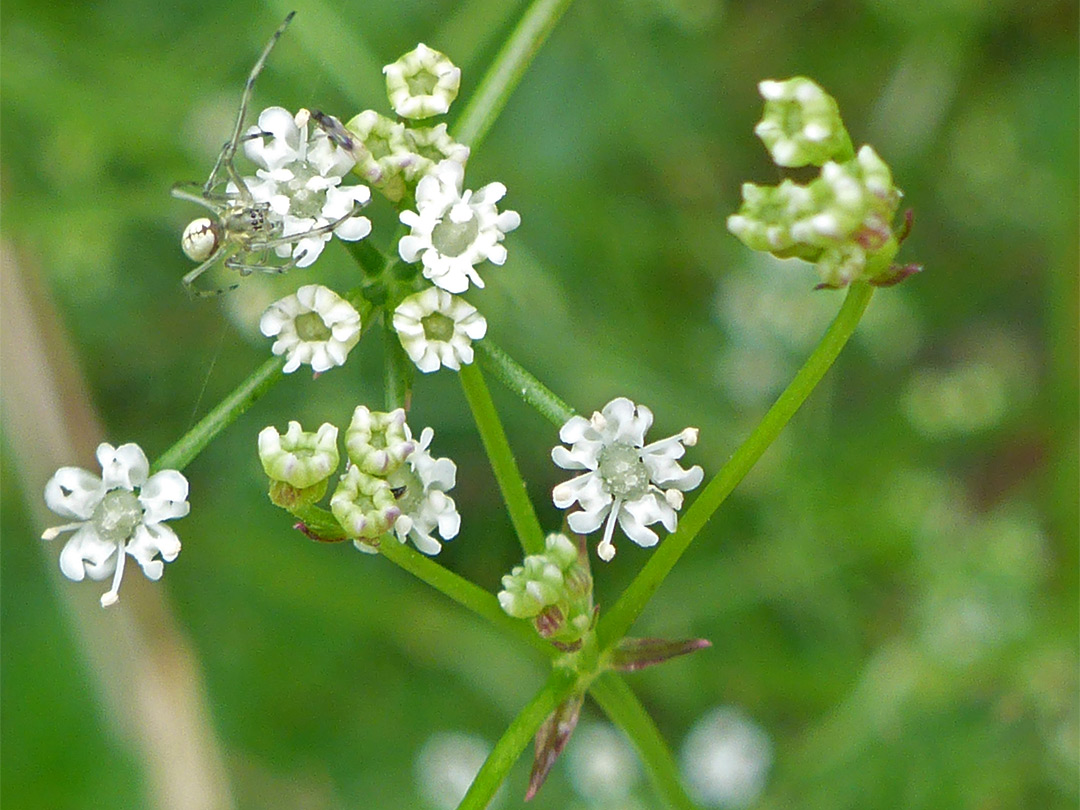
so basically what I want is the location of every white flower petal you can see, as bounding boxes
[127,523,182,581]
[98,442,150,490]
[44,467,105,520]
[568,502,611,535]
[59,524,116,582]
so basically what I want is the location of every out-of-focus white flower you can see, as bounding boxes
[41,442,188,607]
[384,44,461,120]
[398,160,520,293]
[392,287,487,373]
[680,707,773,808]
[414,731,497,810]
[552,397,703,562]
[260,284,362,374]
[388,424,459,555]
[567,722,641,803]
[243,107,372,267]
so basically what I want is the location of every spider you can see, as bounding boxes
[172,13,359,296]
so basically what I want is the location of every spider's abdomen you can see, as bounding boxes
[182,218,221,262]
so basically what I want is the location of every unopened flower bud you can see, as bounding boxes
[401,123,470,182]
[330,466,400,540]
[497,533,594,646]
[259,422,340,508]
[345,406,415,475]
[754,77,851,167]
[730,78,919,289]
[345,110,411,201]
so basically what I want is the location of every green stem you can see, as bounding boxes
[153,296,378,475]
[152,355,284,473]
[459,363,546,555]
[590,673,701,810]
[376,535,553,657]
[457,671,577,810]
[598,283,874,646]
[452,0,576,151]
[383,315,412,411]
[476,340,575,426]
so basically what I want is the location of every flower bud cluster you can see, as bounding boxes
[257,407,459,555]
[728,77,920,289]
[498,533,595,647]
[344,45,469,202]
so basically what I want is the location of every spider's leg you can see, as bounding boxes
[249,202,366,250]
[227,252,304,276]
[209,12,296,196]
[181,245,237,296]
[172,182,232,212]
[185,279,241,298]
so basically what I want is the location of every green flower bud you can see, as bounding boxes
[497,533,594,646]
[384,44,461,120]
[754,77,852,167]
[345,110,411,202]
[543,531,579,569]
[401,123,470,182]
[258,422,340,509]
[727,180,817,256]
[729,134,913,287]
[330,465,401,540]
[344,406,415,476]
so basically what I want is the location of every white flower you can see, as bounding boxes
[398,160,521,293]
[414,731,494,810]
[680,707,772,808]
[388,425,460,555]
[243,107,372,267]
[552,398,703,562]
[392,287,487,373]
[41,442,189,607]
[383,43,461,120]
[260,284,362,373]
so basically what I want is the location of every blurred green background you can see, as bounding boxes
[2,0,1076,808]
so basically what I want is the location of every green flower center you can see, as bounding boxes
[295,311,331,342]
[597,442,649,500]
[431,213,478,258]
[92,489,142,545]
[421,311,455,343]
[406,71,438,97]
[285,164,326,219]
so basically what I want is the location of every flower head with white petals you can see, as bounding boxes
[398,160,521,294]
[41,442,189,607]
[552,398,703,562]
[243,107,372,267]
[260,284,362,374]
[387,424,460,556]
[392,287,487,373]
